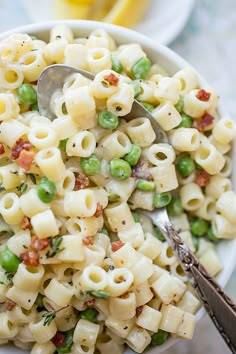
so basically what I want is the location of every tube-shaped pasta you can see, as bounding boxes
[35,147,66,182]
[180,183,204,211]
[0,313,18,338]
[184,89,211,118]
[205,175,232,199]
[216,191,236,224]
[154,77,181,104]
[170,128,200,152]
[107,83,134,116]
[79,265,108,291]
[0,119,29,147]
[44,278,74,307]
[64,44,88,70]
[152,102,182,131]
[13,263,45,291]
[0,64,24,89]
[87,47,112,74]
[0,93,19,120]
[66,131,96,157]
[20,188,49,217]
[104,201,135,232]
[145,143,175,166]
[109,292,136,320]
[99,131,131,160]
[31,209,59,239]
[0,163,21,189]
[173,67,199,94]
[106,268,134,296]
[151,164,178,193]
[29,317,57,344]
[64,189,97,217]
[193,142,225,175]
[90,70,120,99]
[0,192,24,224]
[51,115,78,140]
[28,125,59,149]
[212,117,236,144]
[125,117,156,147]
[118,44,146,71]
[20,50,47,82]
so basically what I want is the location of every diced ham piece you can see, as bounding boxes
[94,202,103,218]
[74,174,90,190]
[31,235,49,251]
[196,89,211,102]
[0,143,5,155]
[82,236,94,246]
[20,249,40,266]
[17,150,34,171]
[86,299,96,308]
[51,332,65,347]
[195,170,210,187]
[11,139,32,160]
[21,216,31,230]
[132,160,152,181]
[5,299,16,311]
[192,113,214,132]
[111,240,124,252]
[103,73,119,86]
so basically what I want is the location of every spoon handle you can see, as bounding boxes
[149,208,236,353]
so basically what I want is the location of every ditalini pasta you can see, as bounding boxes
[0,25,235,354]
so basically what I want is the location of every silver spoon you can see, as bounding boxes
[37,64,236,353]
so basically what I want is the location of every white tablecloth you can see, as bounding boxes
[0,0,235,353]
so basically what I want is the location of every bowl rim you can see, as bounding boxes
[0,19,236,354]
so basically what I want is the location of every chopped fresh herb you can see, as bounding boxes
[86,289,110,299]
[107,191,120,201]
[27,173,37,184]
[0,271,14,286]
[46,237,64,258]
[42,305,69,326]
[59,138,69,152]
[80,308,98,323]
[0,182,5,193]
[35,293,44,310]
[56,328,75,354]
[154,227,165,242]
[132,211,140,223]
[17,182,28,195]
[100,228,109,236]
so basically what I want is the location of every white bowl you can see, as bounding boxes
[0,20,235,354]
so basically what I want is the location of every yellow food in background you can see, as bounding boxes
[54,0,150,28]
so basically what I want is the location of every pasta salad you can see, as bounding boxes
[0,25,236,354]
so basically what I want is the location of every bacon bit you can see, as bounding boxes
[20,249,39,266]
[31,235,49,251]
[192,113,214,132]
[11,139,32,160]
[82,236,94,246]
[5,299,16,311]
[94,202,103,218]
[0,143,5,155]
[74,174,90,191]
[17,150,34,171]
[111,240,124,252]
[195,170,210,187]
[132,160,153,181]
[103,73,119,87]
[51,332,65,347]
[0,121,3,125]
[136,306,143,317]
[118,275,124,282]
[21,216,31,230]
[196,89,211,102]
[86,299,96,308]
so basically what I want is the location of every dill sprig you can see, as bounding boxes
[42,305,69,326]
[46,236,64,258]
[79,289,110,300]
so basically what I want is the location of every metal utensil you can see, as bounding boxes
[37,64,236,353]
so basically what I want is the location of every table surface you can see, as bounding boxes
[0,0,235,353]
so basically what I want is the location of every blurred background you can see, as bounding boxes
[0,0,235,353]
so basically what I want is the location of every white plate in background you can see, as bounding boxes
[21,0,195,44]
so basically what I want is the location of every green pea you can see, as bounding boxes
[151,330,169,345]
[111,55,123,73]
[80,155,101,176]
[59,138,68,152]
[132,211,140,223]
[167,196,183,216]
[141,102,154,112]
[80,308,98,323]
[56,328,74,354]
[190,218,209,237]
[0,247,21,272]
[109,158,131,180]
[98,110,119,130]
[178,113,193,128]
[131,57,151,80]
[37,176,56,203]
[124,144,141,166]
[136,179,155,191]
[175,95,184,113]
[154,227,165,242]
[129,81,142,98]
[31,102,39,111]
[17,84,37,105]
[177,156,196,177]
[207,226,219,242]
[153,192,172,208]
